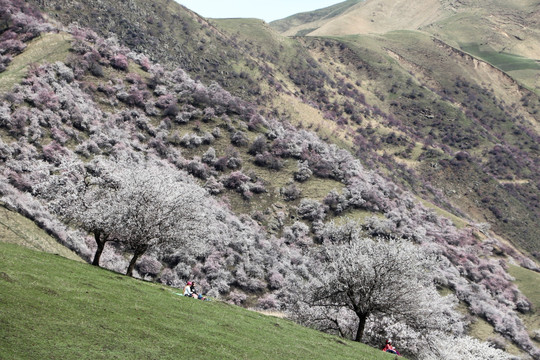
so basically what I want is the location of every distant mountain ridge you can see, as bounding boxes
[271,0,540,61]
[270,0,363,34]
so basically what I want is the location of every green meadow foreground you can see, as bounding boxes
[0,243,398,360]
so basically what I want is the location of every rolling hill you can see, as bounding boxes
[271,0,540,91]
[1,0,539,358]
[22,0,540,257]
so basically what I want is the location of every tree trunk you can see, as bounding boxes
[126,244,148,277]
[355,313,368,342]
[92,231,107,267]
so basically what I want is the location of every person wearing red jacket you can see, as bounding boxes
[382,339,400,355]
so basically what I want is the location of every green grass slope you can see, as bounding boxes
[0,32,72,93]
[269,0,362,34]
[0,242,398,360]
[509,264,540,338]
[0,204,81,261]
[270,0,540,92]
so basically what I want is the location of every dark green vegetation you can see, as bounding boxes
[0,242,395,360]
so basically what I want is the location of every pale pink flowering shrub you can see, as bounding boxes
[137,256,163,277]
[111,54,128,71]
[257,294,278,310]
[228,290,248,305]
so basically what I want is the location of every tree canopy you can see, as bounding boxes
[291,237,462,349]
[40,156,215,276]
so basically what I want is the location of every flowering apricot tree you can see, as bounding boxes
[41,156,214,276]
[292,238,459,344]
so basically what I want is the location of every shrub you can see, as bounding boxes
[228,290,248,305]
[281,184,301,201]
[202,132,215,145]
[225,149,242,169]
[257,294,278,310]
[202,147,217,165]
[204,176,224,195]
[254,152,283,170]
[297,199,327,222]
[231,131,249,147]
[294,161,312,182]
[222,171,250,191]
[248,135,267,155]
[155,94,176,109]
[186,160,210,180]
[179,133,202,148]
[268,271,285,290]
[42,141,68,164]
[249,181,266,194]
[111,54,128,71]
[136,256,162,277]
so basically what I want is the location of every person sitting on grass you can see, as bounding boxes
[190,281,208,301]
[183,281,209,300]
[382,339,400,355]
[183,281,197,298]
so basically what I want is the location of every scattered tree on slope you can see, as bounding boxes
[39,156,215,277]
[291,238,462,344]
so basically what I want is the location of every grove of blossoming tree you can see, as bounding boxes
[40,156,215,276]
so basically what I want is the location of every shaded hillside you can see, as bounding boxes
[215,17,540,257]
[305,32,540,256]
[24,0,540,258]
[27,0,267,100]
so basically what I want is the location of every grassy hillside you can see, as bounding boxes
[24,0,267,101]
[0,32,72,93]
[0,204,81,261]
[0,242,396,360]
[270,0,362,34]
[216,18,540,255]
[1,2,538,357]
[509,265,540,335]
[270,0,540,93]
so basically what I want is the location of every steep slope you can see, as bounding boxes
[279,0,448,36]
[0,242,391,360]
[271,0,540,91]
[0,204,82,261]
[10,0,540,284]
[213,16,540,257]
[270,0,362,35]
[24,0,271,102]
[1,1,539,358]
